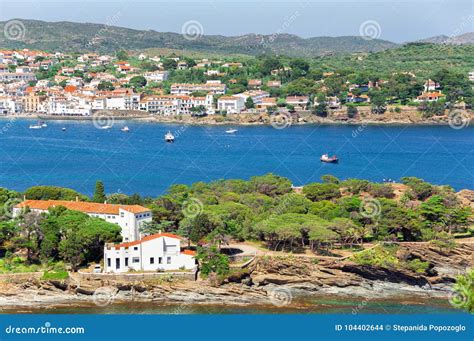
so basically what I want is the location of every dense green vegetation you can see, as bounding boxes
[451,269,473,313]
[0,174,471,273]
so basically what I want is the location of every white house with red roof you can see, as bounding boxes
[14,200,152,242]
[104,232,197,273]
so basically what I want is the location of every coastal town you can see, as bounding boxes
[0,48,472,120]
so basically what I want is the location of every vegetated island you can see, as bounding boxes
[0,174,472,313]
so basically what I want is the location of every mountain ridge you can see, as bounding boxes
[0,19,472,57]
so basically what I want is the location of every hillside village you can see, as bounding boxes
[0,47,472,119]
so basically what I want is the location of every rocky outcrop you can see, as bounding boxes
[0,242,471,309]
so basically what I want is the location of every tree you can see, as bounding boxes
[303,183,341,202]
[313,94,328,117]
[401,177,433,200]
[162,59,177,70]
[249,174,292,197]
[92,181,106,203]
[245,97,255,109]
[24,186,87,201]
[116,50,128,61]
[347,105,358,118]
[129,75,147,88]
[321,175,340,185]
[140,220,173,235]
[97,81,115,91]
[370,90,387,114]
[450,269,473,313]
[196,245,230,277]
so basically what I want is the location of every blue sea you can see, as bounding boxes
[0,119,472,196]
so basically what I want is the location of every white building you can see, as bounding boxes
[104,232,196,273]
[143,71,169,83]
[142,94,213,115]
[217,96,245,113]
[170,81,226,95]
[14,200,152,242]
[235,90,269,105]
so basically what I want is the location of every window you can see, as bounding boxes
[115,258,120,269]
[125,258,129,266]
[120,212,124,218]
[158,257,162,264]
[167,257,171,264]
[107,258,111,267]
[150,257,155,264]
[133,247,138,251]
[132,257,140,263]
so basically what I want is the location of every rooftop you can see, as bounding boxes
[15,199,150,215]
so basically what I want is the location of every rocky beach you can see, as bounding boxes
[0,242,471,313]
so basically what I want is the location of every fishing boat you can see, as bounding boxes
[165,131,175,143]
[225,128,238,134]
[320,154,339,163]
[121,126,130,132]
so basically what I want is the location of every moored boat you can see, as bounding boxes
[165,131,175,143]
[225,128,238,134]
[29,124,42,129]
[121,126,130,132]
[320,154,339,163]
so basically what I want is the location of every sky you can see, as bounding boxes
[0,0,473,42]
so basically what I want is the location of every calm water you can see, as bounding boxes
[0,119,473,196]
[0,296,458,314]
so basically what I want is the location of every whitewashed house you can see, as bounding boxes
[104,232,197,273]
[14,200,152,242]
[217,96,245,113]
[143,71,169,83]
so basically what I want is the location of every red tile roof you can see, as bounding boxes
[15,200,150,215]
[114,232,182,249]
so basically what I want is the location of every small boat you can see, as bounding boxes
[225,128,238,134]
[40,121,48,128]
[121,126,130,132]
[62,127,67,131]
[29,124,42,129]
[165,131,175,143]
[320,154,339,163]
[100,125,112,130]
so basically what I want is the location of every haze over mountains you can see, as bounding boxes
[0,19,472,57]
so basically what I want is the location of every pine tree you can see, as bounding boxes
[92,180,106,203]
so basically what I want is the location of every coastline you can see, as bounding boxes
[1,241,471,313]
[1,109,472,127]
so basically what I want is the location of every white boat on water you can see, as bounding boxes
[40,122,48,128]
[62,127,67,131]
[225,129,238,134]
[320,154,339,163]
[29,124,42,129]
[121,126,130,132]
[165,131,175,142]
[100,125,113,130]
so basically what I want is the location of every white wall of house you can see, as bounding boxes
[13,205,152,242]
[104,235,196,273]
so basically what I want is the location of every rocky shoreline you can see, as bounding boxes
[0,242,471,310]
[1,108,472,126]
